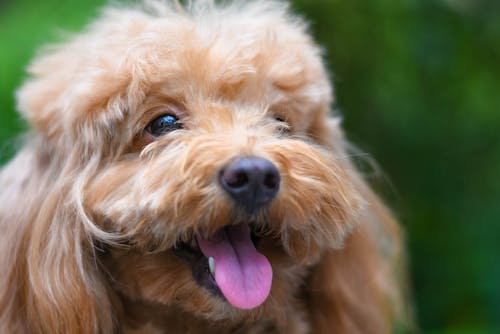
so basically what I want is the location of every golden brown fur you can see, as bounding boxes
[0,1,406,333]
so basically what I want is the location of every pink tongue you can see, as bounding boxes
[195,224,272,309]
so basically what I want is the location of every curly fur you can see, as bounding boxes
[0,1,406,333]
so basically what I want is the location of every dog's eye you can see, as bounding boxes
[147,114,183,137]
[274,115,291,135]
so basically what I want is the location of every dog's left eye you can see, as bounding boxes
[274,115,291,135]
[147,114,183,137]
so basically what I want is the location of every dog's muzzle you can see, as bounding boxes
[218,156,280,213]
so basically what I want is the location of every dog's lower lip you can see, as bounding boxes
[172,241,200,262]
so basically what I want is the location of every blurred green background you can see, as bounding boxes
[1,0,499,333]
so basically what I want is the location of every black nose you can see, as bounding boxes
[219,157,280,213]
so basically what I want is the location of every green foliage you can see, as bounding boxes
[0,0,105,157]
[293,0,500,332]
[1,0,499,332]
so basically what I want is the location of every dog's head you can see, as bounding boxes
[16,0,367,327]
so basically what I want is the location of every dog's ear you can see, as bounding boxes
[307,184,405,333]
[15,47,145,161]
[305,110,408,333]
[16,48,133,148]
[15,46,111,142]
[0,146,116,333]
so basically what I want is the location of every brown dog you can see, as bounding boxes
[0,1,405,333]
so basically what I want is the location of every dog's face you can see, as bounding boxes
[17,1,364,323]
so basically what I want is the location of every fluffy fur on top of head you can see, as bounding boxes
[0,1,407,333]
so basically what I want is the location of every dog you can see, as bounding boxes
[0,1,406,333]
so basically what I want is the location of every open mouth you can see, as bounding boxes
[172,223,272,310]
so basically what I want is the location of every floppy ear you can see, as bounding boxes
[0,141,116,333]
[16,49,77,138]
[305,113,407,333]
[16,48,135,155]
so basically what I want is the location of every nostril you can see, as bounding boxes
[263,172,278,190]
[224,170,249,188]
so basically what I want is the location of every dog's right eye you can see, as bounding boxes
[147,114,183,137]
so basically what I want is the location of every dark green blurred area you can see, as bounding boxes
[1,0,499,333]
